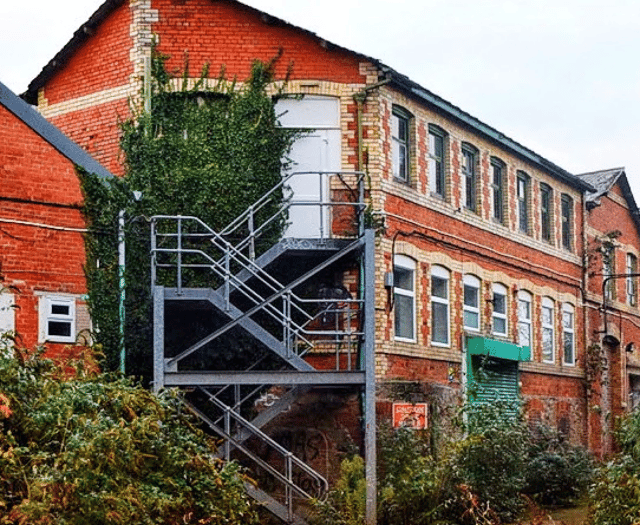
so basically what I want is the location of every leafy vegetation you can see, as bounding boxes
[80,50,297,379]
[314,402,594,525]
[590,409,640,525]
[0,337,257,524]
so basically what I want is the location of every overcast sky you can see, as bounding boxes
[1,0,639,198]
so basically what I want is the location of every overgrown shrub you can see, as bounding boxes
[0,338,258,524]
[589,410,640,525]
[377,427,452,525]
[311,456,366,525]
[523,424,593,506]
[446,401,529,523]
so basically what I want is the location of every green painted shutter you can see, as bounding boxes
[469,355,519,405]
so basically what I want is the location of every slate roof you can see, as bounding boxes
[577,167,640,234]
[578,167,628,204]
[21,0,593,192]
[1,80,112,180]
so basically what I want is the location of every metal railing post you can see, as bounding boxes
[176,216,183,295]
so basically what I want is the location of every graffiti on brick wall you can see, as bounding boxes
[259,427,329,496]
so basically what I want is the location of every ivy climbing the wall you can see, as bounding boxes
[80,52,297,381]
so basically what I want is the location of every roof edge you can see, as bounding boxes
[2,80,113,180]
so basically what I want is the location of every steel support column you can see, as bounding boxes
[363,228,377,525]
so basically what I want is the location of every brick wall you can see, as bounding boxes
[0,104,88,355]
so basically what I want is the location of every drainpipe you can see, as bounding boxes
[354,78,391,172]
[352,78,388,525]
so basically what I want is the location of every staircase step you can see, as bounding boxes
[245,483,309,525]
[165,287,314,372]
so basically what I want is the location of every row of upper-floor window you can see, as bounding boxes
[391,106,575,251]
[393,255,577,366]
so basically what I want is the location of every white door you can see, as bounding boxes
[276,96,341,238]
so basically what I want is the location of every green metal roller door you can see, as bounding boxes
[469,355,519,405]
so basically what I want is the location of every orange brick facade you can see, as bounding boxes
[0,96,100,358]
[24,0,637,456]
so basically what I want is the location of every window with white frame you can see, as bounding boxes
[463,275,481,331]
[562,303,575,366]
[627,253,638,306]
[428,124,446,198]
[431,266,450,346]
[392,107,410,183]
[541,297,555,363]
[393,255,416,341]
[39,296,76,343]
[492,283,508,337]
[517,290,532,349]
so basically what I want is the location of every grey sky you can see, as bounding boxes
[2,0,639,199]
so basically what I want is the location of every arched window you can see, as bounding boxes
[392,106,412,183]
[431,266,450,346]
[393,255,416,341]
[463,275,481,332]
[428,124,447,198]
[490,157,506,224]
[562,303,576,366]
[517,290,533,348]
[492,283,508,337]
[541,297,555,363]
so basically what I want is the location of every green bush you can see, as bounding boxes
[311,456,366,525]
[447,401,529,523]
[523,424,593,506]
[377,427,451,525]
[589,410,640,525]
[0,339,258,524]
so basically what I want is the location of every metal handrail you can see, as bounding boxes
[194,390,329,501]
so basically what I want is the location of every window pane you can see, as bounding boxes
[51,304,70,316]
[464,310,479,329]
[493,292,506,314]
[432,302,448,344]
[493,317,506,335]
[518,322,531,347]
[394,267,413,291]
[432,276,448,299]
[563,332,574,364]
[49,321,71,337]
[464,284,479,308]
[394,294,414,339]
[542,327,554,361]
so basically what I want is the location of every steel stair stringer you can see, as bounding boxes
[164,287,314,372]
[183,396,327,524]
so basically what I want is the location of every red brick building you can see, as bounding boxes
[0,80,111,357]
[19,1,637,518]
[578,168,640,455]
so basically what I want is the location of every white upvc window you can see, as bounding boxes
[492,283,508,337]
[463,275,481,332]
[431,265,450,346]
[562,303,576,366]
[517,290,532,349]
[542,297,555,363]
[39,296,76,343]
[394,255,416,342]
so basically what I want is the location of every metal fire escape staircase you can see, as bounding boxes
[151,171,377,524]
